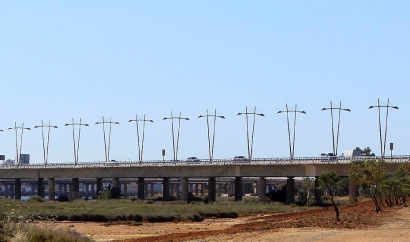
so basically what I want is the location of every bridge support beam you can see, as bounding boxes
[96,178,103,198]
[123,183,128,198]
[181,178,189,202]
[163,177,170,201]
[208,177,216,202]
[138,178,145,200]
[258,177,266,202]
[71,178,82,200]
[234,177,243,201]
[349,179,358,202]
[38,178,45,198]
[14,179,21,200]
[286,177,295,204]
[48,178,55,201]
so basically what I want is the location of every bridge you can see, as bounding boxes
[1,156,408,204]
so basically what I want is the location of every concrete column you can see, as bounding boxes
[258,177,266,202]
[314,177,322,205]
[201,184,205,195]
[181,178,189,202]
[112,178,120,188]
[5,184,8,198]
[208,177,216,202]
[189,184,193,193]
[195,184,199,196]
[71,178,80,200]
[286,177,295,204]
[123,183,128,198]
[91,183,95,197]
[144,183,149,197]
[138,178,145,200]
[234,177,243,201]
[85,184,89,199]
[14,179,21,200]
[38,178,45,198]
[58,183,62,195]
[48,178,55,201]
[31,184,36,195]
[163,178,170,201]
[150,184,155,197]
[349,179,358,202]
[170,183,174,197]
[96,178,103,197]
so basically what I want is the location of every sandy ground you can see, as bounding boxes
[51,200,410,242]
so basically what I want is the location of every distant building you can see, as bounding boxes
[3,159,14,165]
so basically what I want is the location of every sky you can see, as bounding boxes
[0,1,409,164]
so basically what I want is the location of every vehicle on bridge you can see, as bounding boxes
[320,153,337,160]
[186,157,200,162]
[233,156,250,162]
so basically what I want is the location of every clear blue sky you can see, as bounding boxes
[1,1,409,163]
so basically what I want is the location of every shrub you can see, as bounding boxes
[56,195,70,202]
[27,196,45,202]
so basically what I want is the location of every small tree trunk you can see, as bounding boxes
[330,197,340,221]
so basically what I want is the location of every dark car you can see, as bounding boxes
[233,156,250,161]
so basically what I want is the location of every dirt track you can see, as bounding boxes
[53,200,410,242]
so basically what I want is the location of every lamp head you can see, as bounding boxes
[301,111,307,114]
[34,126,39,128]
[237,113,242,115]
[277,111,282,114]
[258,113,265,117]
[220,116,225,119]
[392,106,399,109]
[321,108,327,111]
[369,106,374,109]
[344,109,351,112]
[198,115,203,118]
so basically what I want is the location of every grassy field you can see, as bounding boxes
[0,196,305,223]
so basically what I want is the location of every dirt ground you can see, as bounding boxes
[52,200,410,242]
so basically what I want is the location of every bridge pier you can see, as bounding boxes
[286,177,295,204]
[14,179,21,200]
[48,178,55,201]
[71,178,82,200]
[181,178,189,202]
[123,183,128,198]
[258,177,266,202]
[234,177,243,201]
[163,177,170,201]
[96,178,103,197]
[138,178,145,200]
[38,178,45,198]
[349,179,358,202]
[208,177,216,202]
[150,184,155,197]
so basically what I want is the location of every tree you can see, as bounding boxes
[98,184,123,199]
[319,170,341,221]
[350,159,387,212]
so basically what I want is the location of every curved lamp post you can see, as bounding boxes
[237,106,264,159]
[34,121,58,165]
[65,118,89,165]
[321,101,351,156]
[163,112,189,161]
[8,122,31,165]
[95,117,119,162]
[198,109,225,161]
[369,98,398,157]
[277,104,306,159]
[128,114,154,161]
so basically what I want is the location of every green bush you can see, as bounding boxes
[28,196,45,202]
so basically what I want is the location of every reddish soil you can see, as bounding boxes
[53,200,410,242]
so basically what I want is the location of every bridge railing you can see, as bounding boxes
[1,155,410,169]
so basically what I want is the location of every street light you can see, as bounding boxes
[163,112,189,161]
[321,101,351,156]
[95,116,120,162]
[34,121,58,165]
[8,122,31,165]
[277,104,306,159]
[65,118,89,165]
[237,106,264,159]
[128,114,154,161]
[198,109,225,161]
[368,98,399,157]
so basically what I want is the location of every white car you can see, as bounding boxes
[186,157,200,162]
